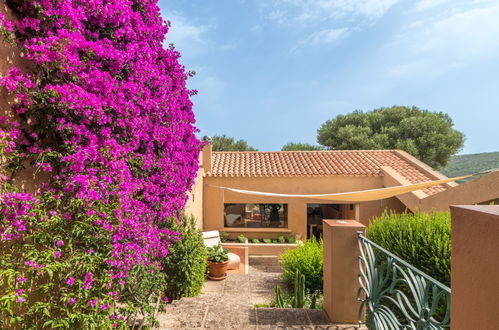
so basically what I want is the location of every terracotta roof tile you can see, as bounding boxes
[210,150,447,195]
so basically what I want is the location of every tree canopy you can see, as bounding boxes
[211,134,257,151]
[281,142,324,151]
[317,106,464,169]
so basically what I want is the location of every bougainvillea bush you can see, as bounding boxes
[0,0,200,328]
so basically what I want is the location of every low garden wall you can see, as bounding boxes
[222,242,296,256]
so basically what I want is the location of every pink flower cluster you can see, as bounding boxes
[0,0,200,279]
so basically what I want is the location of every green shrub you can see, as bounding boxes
[287,236,296,244]
[161,215,207,301]
[251,238,260,244]
[366,211,450,286]
[272,239,278,243]
[237,234,247,243]
[263,238,272,244]
[277,236,286,243]
[219,231,229,242]
[280,236,323,293]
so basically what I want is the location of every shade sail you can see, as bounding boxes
[210,171,491,202]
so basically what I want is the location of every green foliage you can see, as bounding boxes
[272,239,278,243]
[366,211,451,286]
[281,142,323,151]
[161,215,208,301]
[263,238,272,244]
[277,236,286,243]
[251,238,260,244]
[206,243,229,263]
[280,237,323,293]
[287,236,296,244]
[211,134,257,151]
[443,151,499,182]
[0,187,163,328]
[317,106,465,169]
[237,234,247,243]
[219,231,229,242]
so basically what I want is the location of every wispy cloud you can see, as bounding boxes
[412,0,449,12]
[162,10,215,56]
[304,28,351,45]
[267,0,400,24]
[388,2,499,77]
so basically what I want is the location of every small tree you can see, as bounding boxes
[281,142,323,151]
[317,106,464,169]
[211,134,257,151]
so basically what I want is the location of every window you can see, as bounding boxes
[224,203,288,228]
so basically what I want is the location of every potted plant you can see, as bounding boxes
[206,243,230,280]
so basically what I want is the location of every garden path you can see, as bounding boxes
[156,256,364,330]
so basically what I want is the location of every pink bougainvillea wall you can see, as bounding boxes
[0,1,200,325]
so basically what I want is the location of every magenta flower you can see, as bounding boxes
[88,299,98,308]
[100,303,109,311]
[66,277,75,286]
[17,277,26,283]
[69,298,77,305]
[0,0,198,305]
[17,297,25,303]
[15,289,24,296]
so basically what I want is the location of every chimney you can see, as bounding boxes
[201,136,212,173]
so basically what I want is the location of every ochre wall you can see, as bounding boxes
[184,167,204,228]
[203,175,406,238]
[450,205,499,329]
[0,1,50,193]
[419,171,499,212]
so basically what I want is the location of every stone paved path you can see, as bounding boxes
[156,256,364,330]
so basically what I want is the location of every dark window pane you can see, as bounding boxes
[224,203,288,228]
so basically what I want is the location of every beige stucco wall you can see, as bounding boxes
[184,167,204,228]
[450,205,499,329]
[0,1,49,193]
[418,171,499,212]
[203,175,407,238]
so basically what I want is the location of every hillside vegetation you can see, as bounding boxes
[442,152,499,180]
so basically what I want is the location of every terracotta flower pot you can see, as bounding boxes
[208,259,229,280]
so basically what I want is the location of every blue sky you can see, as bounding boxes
[158,0,499,154]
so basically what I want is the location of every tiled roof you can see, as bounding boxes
[210,150,446,195]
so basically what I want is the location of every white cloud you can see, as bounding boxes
[412,0,449,12]
[162,11,215,56]
[305,28,351,45]
[387,3,499,77]
[268,0,400,23]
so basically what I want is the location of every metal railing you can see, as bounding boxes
[357,232,451,329]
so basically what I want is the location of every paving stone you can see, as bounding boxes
[250,279,282,293]
[225,280,251,292]
[225,273,251,282]
[257,308,311,327]
[202,279,225,293]
[157,256,361,330]
[266,266,284,273]
[156,304,206,328]
[204,306,257,329]
[251,292,273,305]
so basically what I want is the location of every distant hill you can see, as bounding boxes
[442,152,499,181]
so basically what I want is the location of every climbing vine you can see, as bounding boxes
[0,0,199,327]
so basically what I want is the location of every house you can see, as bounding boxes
[186,143,499,240]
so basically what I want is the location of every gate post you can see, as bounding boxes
[450,205,499,329]
[323,219,365,324]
